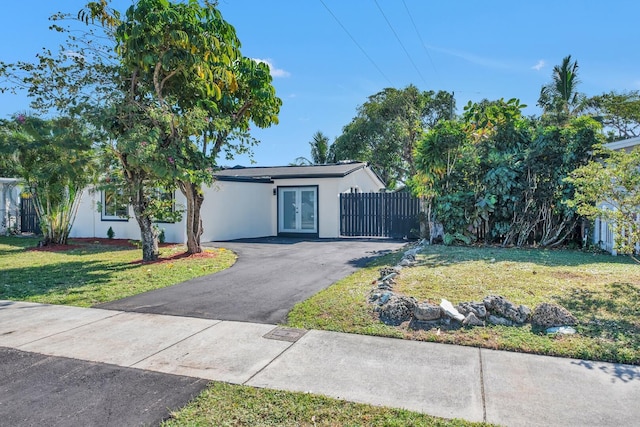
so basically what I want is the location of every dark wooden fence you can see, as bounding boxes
[340,192,421,238]
[20,196,41,234]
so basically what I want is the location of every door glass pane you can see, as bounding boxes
[300,190,316,230]
[282,190,297,230]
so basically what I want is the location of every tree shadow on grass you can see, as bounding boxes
[415,244,637,268]
[0,259,137,301]
[557,282,640,376]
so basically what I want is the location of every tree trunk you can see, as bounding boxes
[130,186,159,262]
[180,181,204,254]
[135,214,159,261]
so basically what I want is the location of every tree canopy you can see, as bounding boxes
[412,97,604,247]
[0,114,96,245]
[332,85,454,188]
[584,90,640,141]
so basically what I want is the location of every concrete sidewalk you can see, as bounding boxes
[1,300,639,426]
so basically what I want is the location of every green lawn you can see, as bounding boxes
[288,244,640,365]
[0,236,492,426]
[0,236,236,306]
[163,382,491,427]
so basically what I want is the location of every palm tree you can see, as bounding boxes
[293,131,335,165]
[538,55,584,122]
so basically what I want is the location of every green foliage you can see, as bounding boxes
[412,97,603,247]
[567,147,640,262]
[412,120,467,197]
[104,0,281,254]
[0,114,96,245]
[538,55,585,125]
[294,131,335,165]
[164,381,484,427]
[584,90,640,141]
[333,85,454,188]
[106,226,115,239]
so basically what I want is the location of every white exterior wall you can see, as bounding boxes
[69,187,187,243]
[271,167,385,238]
[200,180,274,241]
[594,212,616,255]
[69,166,385,243]
[0,179,21,234]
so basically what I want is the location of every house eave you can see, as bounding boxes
[604,136,640,151]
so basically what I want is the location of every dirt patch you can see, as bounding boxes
[28,238,177,252]
[26,237,222,264]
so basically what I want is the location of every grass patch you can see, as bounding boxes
[288,244,640,365]
[163,382,490,427]
[0,236,236,307]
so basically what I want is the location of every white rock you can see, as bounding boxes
[545,326,577,335]
[440,298,465,322]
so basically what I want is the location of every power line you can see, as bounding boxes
[374,0,428,87]
[318,0,393,86]
[402,0,440,86]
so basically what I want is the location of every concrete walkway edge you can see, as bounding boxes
[2,300,639,426]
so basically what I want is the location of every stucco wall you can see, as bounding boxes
[0,179,21,234]
[200,180,274,241]
[271,167,385,238]
[69,187,187,243]
[69,166,385,243]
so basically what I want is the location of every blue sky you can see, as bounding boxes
[1,1,639,167]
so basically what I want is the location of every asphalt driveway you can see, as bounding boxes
[96,237,407,324]
[0,346,208,427]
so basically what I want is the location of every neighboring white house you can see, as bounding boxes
[70,162,386,243]
[592,137,640,254]
[0,178,21,235]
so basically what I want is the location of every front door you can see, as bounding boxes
[278,186,318,236]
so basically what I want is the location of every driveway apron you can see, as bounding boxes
[96,237,407,324]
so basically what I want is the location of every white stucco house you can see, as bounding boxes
[0,178,21,235]
[69,161,386,243]
[592,136,640,255]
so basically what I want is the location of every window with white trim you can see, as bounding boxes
[102,189,129,220]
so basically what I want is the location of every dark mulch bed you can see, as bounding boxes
[27,237,221,264]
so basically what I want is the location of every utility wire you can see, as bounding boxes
[402,0,440,86]
[374,0,428,87]
[319,0,393,86]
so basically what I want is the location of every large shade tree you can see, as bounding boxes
[84,0,281,257]
[584,90,640,141]
[333,85,454,188]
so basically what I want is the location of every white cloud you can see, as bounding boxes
[425,44,510,69]
[63,50,85,60]
[253,58,291,78]
[531,60,546,71]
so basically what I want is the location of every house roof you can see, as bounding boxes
[0,177,20,185]
[214,161,373,182]
[604,136,640,151]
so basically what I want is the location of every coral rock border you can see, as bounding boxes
[369,240,578,335]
